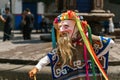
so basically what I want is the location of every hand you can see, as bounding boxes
[0,15,5,22]
[29,67,38,79]
[0,15,2,20]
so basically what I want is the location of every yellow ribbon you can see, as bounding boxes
[76,18,108,80]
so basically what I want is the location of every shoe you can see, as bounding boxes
[3,39,6,42]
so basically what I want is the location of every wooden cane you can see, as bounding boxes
[34,75,36,80]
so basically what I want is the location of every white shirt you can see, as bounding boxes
[35,55,50,71]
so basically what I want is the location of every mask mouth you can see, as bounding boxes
[60,32,68,37]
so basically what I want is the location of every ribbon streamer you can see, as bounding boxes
[87,25,96,80]
[83,44,90,80]
[52,26,57,48]
[76,19,108,80]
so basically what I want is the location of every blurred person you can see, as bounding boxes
[29,10,114,80]
[19,11,26,33]
[119,21,120,28]
[103,20,109,35]
[108,17,114,33]
[0,7,13,42]
[103,17,114,35]
[23,8,34,40]
[106,10,114,34]
[40,16,48,33]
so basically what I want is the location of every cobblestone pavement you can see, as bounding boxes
[0,31,119,80]
[0,31,52,61]
[0,31,119,63]
[109,39,120,62]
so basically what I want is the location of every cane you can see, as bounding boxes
[34,75,36,80]
[30,75,36,80]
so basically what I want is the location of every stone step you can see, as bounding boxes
[104,35,116,40]
[0,63,119,80]
[40,34,52,41]
[110,28,120,36]
[0,58,120,66]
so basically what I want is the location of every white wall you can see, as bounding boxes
[11,0,22,14]
[0,0,9,8]
[0,0,10,15]
[37,2,45,14]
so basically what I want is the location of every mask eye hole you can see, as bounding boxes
[64,25,69,29]
[59,25,69,30]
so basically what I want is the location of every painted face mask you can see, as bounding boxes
[53,10,88,40]
[58,20,76,38]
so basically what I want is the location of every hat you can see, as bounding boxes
[53,10,81,29]
[53,10,88,31]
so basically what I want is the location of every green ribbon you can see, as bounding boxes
[87,25,97,80]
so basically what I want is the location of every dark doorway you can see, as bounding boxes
[76,0,92,12]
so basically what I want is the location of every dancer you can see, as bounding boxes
[29,10,114,80]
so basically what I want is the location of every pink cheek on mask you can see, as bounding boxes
[59,29,72,33]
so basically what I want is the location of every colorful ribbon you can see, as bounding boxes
[83,44,90,80]
[52,26,56,48]
[76,18,108,80]
[88,25,96,80]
